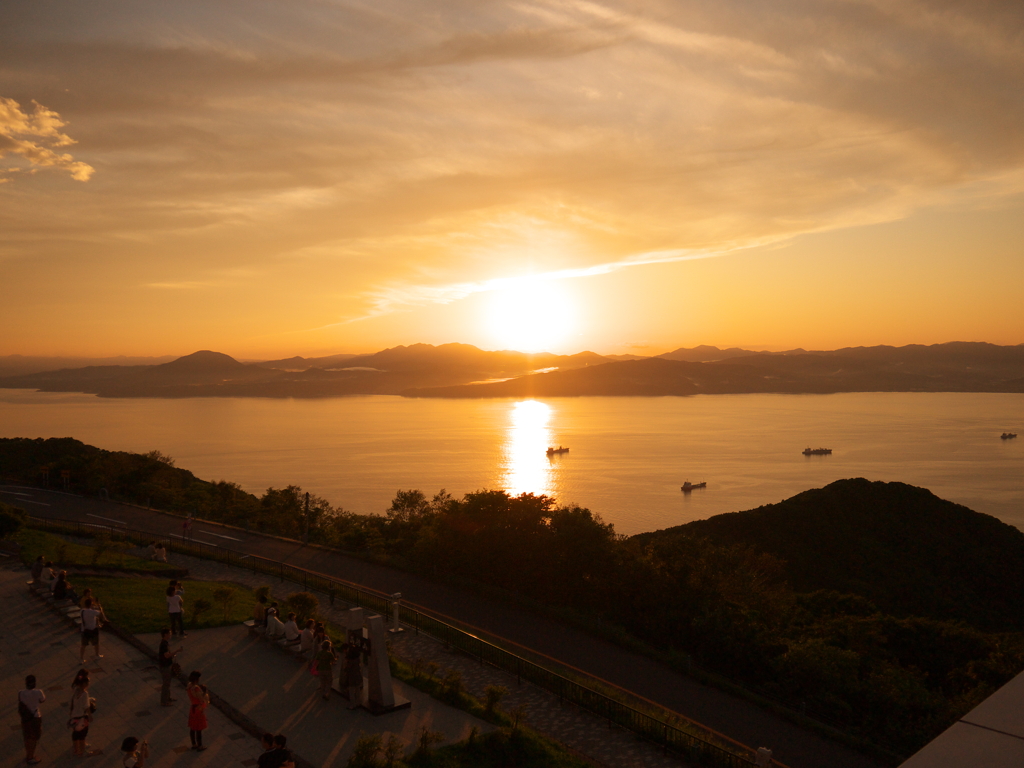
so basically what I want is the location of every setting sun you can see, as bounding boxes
[484,277,576,353]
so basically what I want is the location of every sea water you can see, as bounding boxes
[1,389,1021,535]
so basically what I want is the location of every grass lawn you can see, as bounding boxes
[16,527,171,572]
[75,575,256,633]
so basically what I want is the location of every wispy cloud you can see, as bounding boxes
[1,0,1022,350]
[321,245,726,327]
[0,97,94,182]
[144,281,214,290]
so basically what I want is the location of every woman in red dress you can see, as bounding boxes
[185,671,209,752]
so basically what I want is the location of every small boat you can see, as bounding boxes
[681,481,706,492]
[802,447,832,456]
[1002,433,1018,440]
[546,446,569,456]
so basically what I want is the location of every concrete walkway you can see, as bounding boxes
[135,626,491,767]
[0,564,492,768]
[5,485,883,768]
[0,567,257,768]
[150,547,697,768]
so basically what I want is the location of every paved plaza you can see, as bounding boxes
[0,562,491,768]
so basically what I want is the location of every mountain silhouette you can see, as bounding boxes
[0,343,611,398]
[4,341,1023,399]
[633,478,1024,631]
[158,350,248,372]
[408,342,1024,397]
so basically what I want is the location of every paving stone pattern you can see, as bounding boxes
[0,567,260,768]
[161,546,693,768]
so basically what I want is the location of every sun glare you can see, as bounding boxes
[485,277,575,353]
[502,400,555,497]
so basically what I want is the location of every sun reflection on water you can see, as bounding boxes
[502,400,555,497]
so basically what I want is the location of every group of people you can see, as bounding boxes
[253,594,365,707]
[18,669,98,764]
[146,541,168,563]
[19,667,290,766]
[31,555,108,665]
[17,555,306,765]
[32,555,79,605]
[257,733,295,768]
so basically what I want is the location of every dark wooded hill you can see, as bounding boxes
[632,478,1024,632]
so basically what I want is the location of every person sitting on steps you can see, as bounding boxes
[299,619,315,657]
[253,595,267,630]
[282,613,301,646]
[265,612,286,640]
[31,555,46,585]
[52,571,80,603]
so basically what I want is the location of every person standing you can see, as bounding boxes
[120,737,149,768]
[255,733,276,768]
[158,628,183,706]
[342,640,363,710]
[19,674,45,765]
[31,555,46,585]
[79,597,104,664]
[314,639,337,701]
[166,585,186,637]
[185,671,208,751]
[299,619,315,658]
[69,670,93,757]
[269,735,296,768]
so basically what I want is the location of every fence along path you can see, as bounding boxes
[27,514,784,768]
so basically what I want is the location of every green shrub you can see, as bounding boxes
[213,586,237,620]
[0,502,26,539]
[190,598,213,627]
[90,532,112,566]
[413,727,444,758]
[483,685,507,716]
[286,591,319,623]
[347,732,383,768]
[440,670,464,705]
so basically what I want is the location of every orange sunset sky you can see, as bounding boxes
[2,1,1023,358]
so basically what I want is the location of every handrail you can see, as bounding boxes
[26,514,784,767]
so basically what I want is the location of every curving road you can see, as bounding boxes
[1,484,883,768]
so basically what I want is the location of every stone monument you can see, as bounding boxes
[363,614,411,714]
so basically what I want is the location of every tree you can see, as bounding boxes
[346,732,382,768]
[90,532,112,566]
[213,586,237,621]
[190,598,212,628]
[286,592,319,624]
[0,502,26,539]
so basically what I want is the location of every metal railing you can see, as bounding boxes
[27,514,779,767]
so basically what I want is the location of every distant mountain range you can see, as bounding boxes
[0,344,614,398]
[1,341,1022,398]
[0,354,178,378]
[410,342,1024,397]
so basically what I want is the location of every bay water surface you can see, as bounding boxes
[1,389,1021,535]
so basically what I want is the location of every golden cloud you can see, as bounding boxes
[0,97,94,181]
